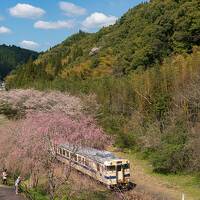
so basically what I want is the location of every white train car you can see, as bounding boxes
[57,144,131,189]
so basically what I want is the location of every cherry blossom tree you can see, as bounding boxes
[0,89,83,118]
[0,111,110,200]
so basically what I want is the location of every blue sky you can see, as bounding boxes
[0,0,143,52]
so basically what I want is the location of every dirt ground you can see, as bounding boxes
[115,150,186,200]
[62,166,177,200]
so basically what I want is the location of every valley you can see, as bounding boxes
[0,0,200,199]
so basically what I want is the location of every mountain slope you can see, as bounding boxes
[0,44,39,80]
[8,0,200,84]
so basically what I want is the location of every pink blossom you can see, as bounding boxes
[0,89,83,117]
[0,112,111,176]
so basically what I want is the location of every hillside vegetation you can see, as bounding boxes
[6,0,200,175]
[0,44,39,80]
[7,0,200,83]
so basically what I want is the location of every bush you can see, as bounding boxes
[0,103,21,119]
[151,143,187,173]
[116,132,137,149]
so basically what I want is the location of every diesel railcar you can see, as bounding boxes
[57,144,131,189]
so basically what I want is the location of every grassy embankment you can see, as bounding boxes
[118,150,200,200]
[0,115,8,125]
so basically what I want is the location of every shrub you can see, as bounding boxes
[0,103,21,119]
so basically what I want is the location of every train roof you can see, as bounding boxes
[60,143,121,164]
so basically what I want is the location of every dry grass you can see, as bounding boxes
[0,115,8,126]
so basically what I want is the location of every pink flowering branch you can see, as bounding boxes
[0,111,111,199]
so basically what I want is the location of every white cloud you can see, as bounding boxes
[9,3,45,19]
[82,12,117,29]
[34,20,74,30]
[0,26,11,34]
[59,1,86,16]
[19,40,39,50]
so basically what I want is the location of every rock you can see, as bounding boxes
[89,47,100,56]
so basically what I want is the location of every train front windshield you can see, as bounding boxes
[106,163,130,171]
[123,163,129,169]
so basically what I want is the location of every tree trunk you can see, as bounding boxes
[48,169,55,200]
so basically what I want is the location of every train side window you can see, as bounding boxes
[85,159,89,167]
[71,153,74,159]
[106,166,115,171]
[117,165,122,171]
[123,163,130,169]
[78,156,82,163]
[66,151,69,158]
[59,148,62,155]
[82,158,85,164]
[74,155,78,161]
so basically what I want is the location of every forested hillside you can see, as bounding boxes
[7,0,200,84]
[0,44,39,80]
[6,0,200,174]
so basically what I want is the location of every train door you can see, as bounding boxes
[116,165,124,183]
